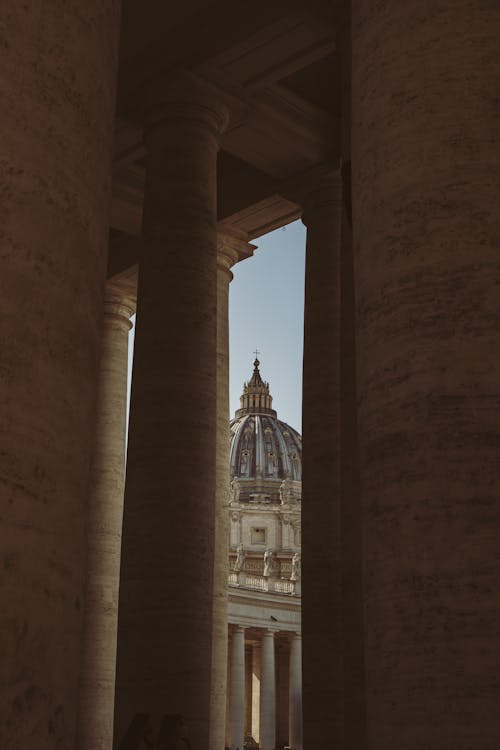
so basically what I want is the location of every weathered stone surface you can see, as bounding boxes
[301,174,344,749]
[352,1,500,747]
[0,3,120,748]
[288,633,302,750]
[210,233,254,750]
[77,289,135,750]
[228,626,246,750]
[259,630,276,750]
[114,74,226,750]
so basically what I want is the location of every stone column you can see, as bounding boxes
[210,230,255,750]
[352,2,500,748]
[288,634,302,750]
[228,626,246,750]
[77,285,135,750]
[251,644,261,744]
[301,174,344,748]
[259,630,276,750]
[114,71,227,750]
[0,4,120,749]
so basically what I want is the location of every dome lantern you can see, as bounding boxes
[236,356,276,418]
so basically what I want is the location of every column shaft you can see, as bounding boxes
[0,4,120,748]
[77,288,134,750]
[212,232,254,750]
[352,1,500,747]
[339,4,368,747]
[301,175,344,747]
[228,626,246,750]
[210,244,234,750]
[288,634,302,750]
[251,645,261,744]
[259,630,276,750]
[114,74,227,749]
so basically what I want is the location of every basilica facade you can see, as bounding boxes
[226,360,302,750]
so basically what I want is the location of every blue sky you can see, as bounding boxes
[229,220,306,431]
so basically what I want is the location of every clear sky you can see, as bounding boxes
[127,219,306,432]
[229,219,306,432]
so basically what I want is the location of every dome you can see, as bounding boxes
[229,358,302,504]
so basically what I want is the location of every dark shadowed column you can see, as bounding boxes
[211,231,254,750]
[288,632,302,750]
[77,285,135,750]
[352,1,500,747]
[114,71,227,750]
[0,3,120,749]
[301,173,344,749]
[339,3,368,748]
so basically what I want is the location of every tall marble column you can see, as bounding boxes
[352,2,500,747]
[114,71,228,750]
[77,285,135,750]
[251,644,261,744]
[0,4,120,749]
[301,174,344,748]
[228,626,246,750]
[211,231,255,750]
[288,633,302,750]
[259,630,276,750]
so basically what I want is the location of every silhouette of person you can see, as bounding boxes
[118,713,154,750]
[156,713,192,750]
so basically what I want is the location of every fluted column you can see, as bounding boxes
[210,231,255,750]
[288,634,302,750]
[228,626,246,750]
[260,630,276,750]
[301,173,344,748]
[77,285,135,750]
[114,71,228,750]
[352,2,500,747]
[0,4,120,748]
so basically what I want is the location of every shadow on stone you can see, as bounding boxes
[117,713,154,750]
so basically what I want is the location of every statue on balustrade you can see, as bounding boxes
[234,542,245,572]
[290,551,301,581]
[263,548,276,577]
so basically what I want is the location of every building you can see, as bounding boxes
[227,359,302,750]
[2,3,499,750]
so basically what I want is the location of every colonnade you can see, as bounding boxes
[2,2,500,749]
[227,627,302,750]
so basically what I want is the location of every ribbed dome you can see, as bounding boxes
[229,359,302,504]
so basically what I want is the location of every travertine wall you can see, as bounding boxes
[352,1,500,747]
[0,3,120,748]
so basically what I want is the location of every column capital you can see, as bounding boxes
[143,69,229,148]
[231,624,245,635]
[262,628,275,638]
[301,170,343,228]
[103,284,135,330]
[217,228,257,280]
